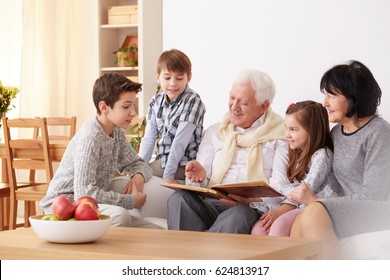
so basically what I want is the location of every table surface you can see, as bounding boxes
[0,226,322,260]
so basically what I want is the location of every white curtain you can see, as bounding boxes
[0,0,23,119]
[20,0,98,121]
[21,0,76,118]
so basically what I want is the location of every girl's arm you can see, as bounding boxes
[281,148,333,206]
[302,148,333,193]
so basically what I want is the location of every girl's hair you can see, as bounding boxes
[286,100,333,182]
[156,49,192,76]
[320,60,381,118]
[93,73,142,115]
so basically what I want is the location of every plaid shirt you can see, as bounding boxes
[146,86,205,168]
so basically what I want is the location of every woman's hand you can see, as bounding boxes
[287,181,316,205]
[185,160,206,183]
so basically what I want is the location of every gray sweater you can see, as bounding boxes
[40,117,152,210]
[328,117,390,201]
[321,117,390,237]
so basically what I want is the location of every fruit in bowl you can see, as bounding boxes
[30,194,111,243]
[74,196,100,220]
[50,194,100,221]
[29,214,112,243]
[51,194,77,220]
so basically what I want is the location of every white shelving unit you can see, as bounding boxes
[98,0,162,116]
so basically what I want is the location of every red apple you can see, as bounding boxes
[76,196,98,209]
[74,201,100,220]
[51,194,77,220]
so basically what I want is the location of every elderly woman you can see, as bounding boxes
[288,60,390,259]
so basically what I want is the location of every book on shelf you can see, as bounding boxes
[108,5,138,25]
[160,181,283,200]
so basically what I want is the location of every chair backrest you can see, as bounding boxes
[2,117,54,189]
[33,116,77,141]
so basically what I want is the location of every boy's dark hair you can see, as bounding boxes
[156,49,192,76]
[93,73,142,114]
[320,60,381,118]
[286,100,333,182]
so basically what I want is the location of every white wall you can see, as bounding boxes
[163,0,390,128]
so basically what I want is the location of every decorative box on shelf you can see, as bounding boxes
[108,5,138,25]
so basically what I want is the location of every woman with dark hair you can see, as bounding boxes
[289,60,390,259]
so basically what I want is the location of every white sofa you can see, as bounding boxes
[112,176,173,229]
[339,230,390,259]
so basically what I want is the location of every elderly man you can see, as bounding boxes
[167,69,290,233]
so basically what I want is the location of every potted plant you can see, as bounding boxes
[114,44,138,67]
[128,117,146,152]
[0,80,20,120]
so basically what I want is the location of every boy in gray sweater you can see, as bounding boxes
[40,73,157,227]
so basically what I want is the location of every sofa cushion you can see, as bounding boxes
[339,230,390,259]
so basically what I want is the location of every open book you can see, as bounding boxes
[160,181,283,200]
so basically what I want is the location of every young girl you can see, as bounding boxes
[251,100,342,236]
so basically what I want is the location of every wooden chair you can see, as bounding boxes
[29,116,76,182]
[2,117,54,229]
[33,116,77,141]
[0,182,10,231]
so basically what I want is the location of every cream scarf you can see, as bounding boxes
[209,108,286,186]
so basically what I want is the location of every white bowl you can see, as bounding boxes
[29,215,112,243]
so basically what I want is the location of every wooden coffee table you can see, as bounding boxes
[0,226,322,259]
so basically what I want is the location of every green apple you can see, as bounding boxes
[41,214,60,221]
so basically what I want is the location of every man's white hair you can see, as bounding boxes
[233,69,276,104]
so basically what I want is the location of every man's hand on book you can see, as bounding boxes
[185,160,206,183]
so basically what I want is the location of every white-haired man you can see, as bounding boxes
[167,69,290,233]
